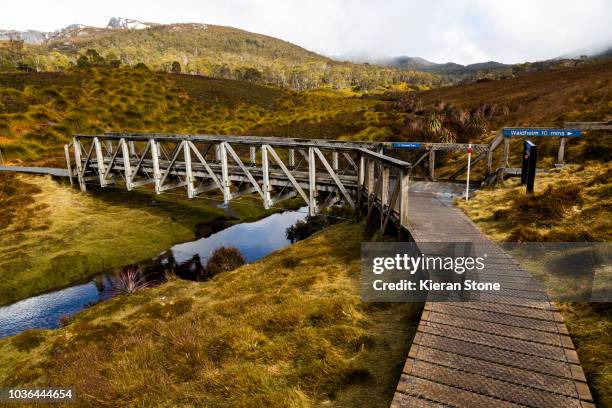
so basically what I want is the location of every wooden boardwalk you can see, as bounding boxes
[0,165,70,177]
[392,192,594,408]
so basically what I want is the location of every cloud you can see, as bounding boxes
[1,0,611,64]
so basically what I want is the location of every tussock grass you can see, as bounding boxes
[458,162,611,242]
[0,222,422,407]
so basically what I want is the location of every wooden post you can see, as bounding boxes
[250,146,257,165]
[215,144,221,162]
[399,169,410,229]
[288,148,295,168]
[557,137,566,167]
[120,138,133,190]
[357,154,365,217]
[261,145,271,209]
[428,149,435,181]
[150,139,162,194]
[183,141,195,198]
[367,159,375,198]
[503,137,510,168]
[332,151,339,171]
[73,138,86,191]
[93,137,106,187]
[64,144,73,186]
[128,141,136,157]
[381,165,389,230]
[220,142,231,203]
[308,147,317,216]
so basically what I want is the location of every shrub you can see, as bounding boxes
[110,266,153,295]
[205,246,245,277]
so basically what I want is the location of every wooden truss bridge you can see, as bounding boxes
[65,133,412,232]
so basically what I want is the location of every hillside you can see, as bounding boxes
[0,23,439,91]
[1,59,610,167]
[417,58,612,128]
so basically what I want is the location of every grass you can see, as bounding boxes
[458,161,611,408]
[0,222,422,407]
[457,161,611,242]
[0,173,284,305]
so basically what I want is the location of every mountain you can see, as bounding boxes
[557,43,612,60]
[0,18,149,45]
[0,29,50,44]
[0,20,439,91]
[388,56,508,75]
[106,17,152,30]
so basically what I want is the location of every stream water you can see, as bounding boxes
[0,207,307,338]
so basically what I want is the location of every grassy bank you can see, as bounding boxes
[0,222,422,407]
[458,162,611,407]
[0,173,282,305]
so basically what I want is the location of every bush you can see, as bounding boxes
[205,246,245,277]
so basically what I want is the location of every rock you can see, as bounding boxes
[107,17,150,30]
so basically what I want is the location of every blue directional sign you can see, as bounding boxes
[392,142,422,149]
[503,128,581,137]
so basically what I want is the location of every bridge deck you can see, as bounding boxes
[0,166,70,177]
[392,192,593,408]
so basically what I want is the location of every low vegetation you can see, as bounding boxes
[458,162,611,243]
[203,246,246,278]
[0,222,422,407]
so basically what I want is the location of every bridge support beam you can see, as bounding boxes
[184,140,195,198]
[120,138,133,190]
[219,142,231,202]
[73,138,86,191]
[308,147,317,216]
[93,137,107,187]
[150,139,162,193]
[288,149,295,168]
[64,143,74,186]
[261,145,271,209]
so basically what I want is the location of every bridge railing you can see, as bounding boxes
[66,133,412,232]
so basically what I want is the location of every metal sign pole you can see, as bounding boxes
[465,144,472,201]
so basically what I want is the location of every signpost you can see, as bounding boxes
[503,128,581,137]
[502,127,581,169]
[391,142,422,149]
[522,141,538,194]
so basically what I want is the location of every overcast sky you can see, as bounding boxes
[2,0,611,64]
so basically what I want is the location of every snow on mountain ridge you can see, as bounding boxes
[107,17,150,30]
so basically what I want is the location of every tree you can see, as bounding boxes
[171,60,181,74]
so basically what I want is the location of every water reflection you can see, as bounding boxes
[0,207,307,337]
